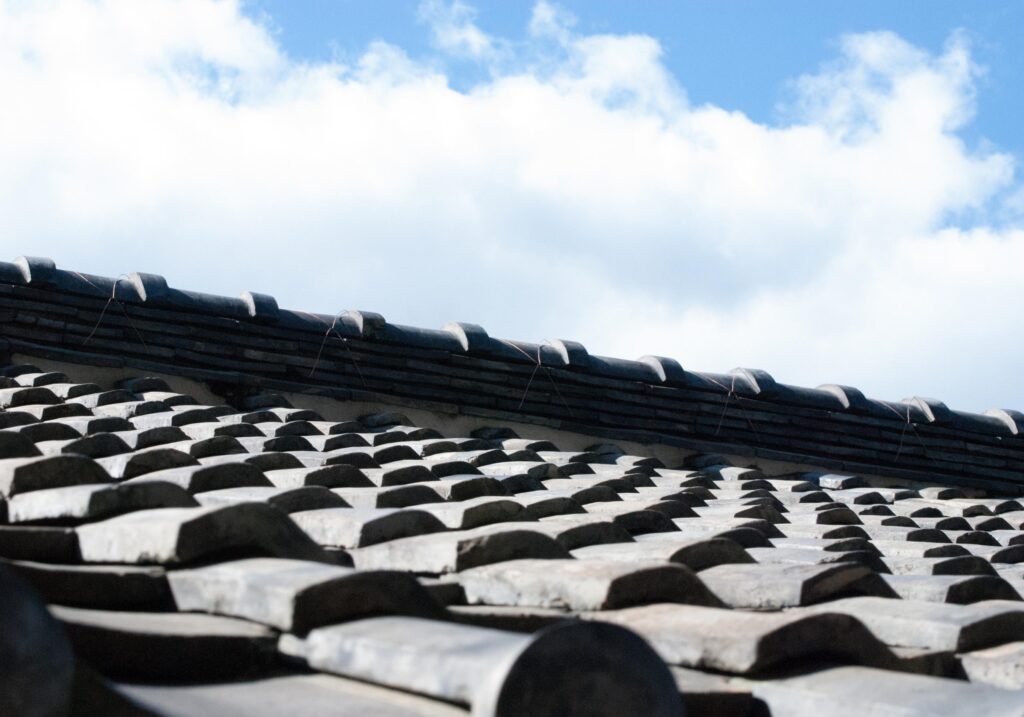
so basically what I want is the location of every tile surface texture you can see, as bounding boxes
[3,260,1024,715]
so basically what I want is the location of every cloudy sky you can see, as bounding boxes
[1,1,1022,412]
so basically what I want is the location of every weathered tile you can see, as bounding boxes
[745,547,885,572]
[512,492,584,519]
[516,485,619,506]
[670,667,763,717]
[699,562,883,608]
[305,617,682,716]
[7,481,196,523]
[459,558,720,610]
[168,557,440,633]
[801,596,1024,651]
[881,574,1021,604]
[350,524,571,573]
[585,498,696,520]
[331,485,445,509]
[751,665,1024,717]
[674,516,785,540]
[195,486,348,513]
[574,535,752,571]
[883,555,997,577]
[423,475,508,501]
[415,497,528,529]
[362,461,435,487]
[478,461,559,479]
[527,515,634,549]
[291,507,446,548]
[265,464,372,489]
[0,455,112,497]
[871,540,970,558]
[97,447,198,479]
[114,673,471,717]
[123,462,272,493]
[960,543,1024,564]
[960,641,1024,689]
[76,504,330,565]
[585,603,898,674]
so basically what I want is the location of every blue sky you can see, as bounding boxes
[1,1,1023,412]
[251,1,1024,158]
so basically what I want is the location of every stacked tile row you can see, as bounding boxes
[2,258,1024,493]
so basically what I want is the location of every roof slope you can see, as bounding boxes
[1,256,1022,493]
[3,361,1024,716]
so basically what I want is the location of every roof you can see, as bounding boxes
[3,256,1024,716]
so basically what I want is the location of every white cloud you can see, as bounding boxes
[0,0,1020,411]
[418,0,497,60]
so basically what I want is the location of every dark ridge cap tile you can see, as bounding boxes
[162,287,252,320]
[343,309,386,338]
[124,271,168,302]
[443,321,490,352]
[637,355,687,384]
[729,367,778,397]
[985,408,1024,437]
[377,324,462,352]
[13,256,56,285]
[582,354,663,383]
[902,397,953,425]
[541,339,589,368]
[949,409,1018,437]
[239,291,279,323]
[0,260,25,284]
[872,399,931,424]
[818,384,875,412]
[773,383,848,410]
